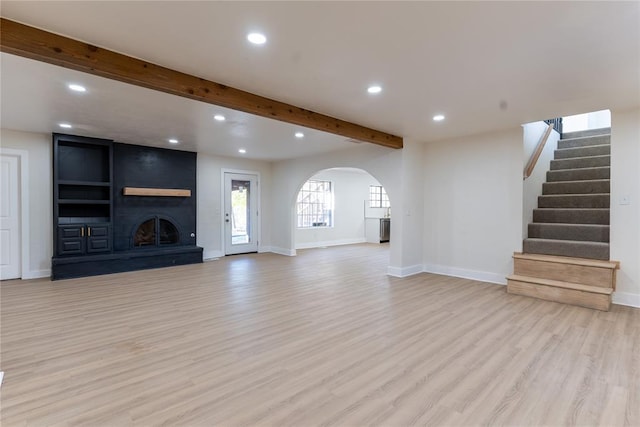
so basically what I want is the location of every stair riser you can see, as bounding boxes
[538,194,609,208]
[562,128,610,139]
[546,167,610,182]
[528,223,609,243]
[513,258,614,288]
[523,239,609,260]
[533,209,609,225]
[554,145,610,159]
[550,156,610,170]
[507,280,611,311]
[558,134,610,149]
[542,180,609,195]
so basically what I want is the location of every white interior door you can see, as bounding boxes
[224,173,259,255]
[0,154,21,280]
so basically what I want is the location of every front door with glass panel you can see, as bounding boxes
[224,173,258,255]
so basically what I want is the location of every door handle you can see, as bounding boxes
[81,227,84,237]
[88,227,91,237]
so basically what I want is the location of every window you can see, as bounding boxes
[297,180,333,228]
[369,185,390,208]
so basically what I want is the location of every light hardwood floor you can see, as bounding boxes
[1,244,638,426]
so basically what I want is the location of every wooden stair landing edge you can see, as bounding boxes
[512,252,619,269]
[507,276,612,311]
[507,274,613,295]
[507,252,620,311]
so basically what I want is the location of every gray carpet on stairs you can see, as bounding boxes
[546,166,610,182]
[542,179,610,194]
[524,129,611,260]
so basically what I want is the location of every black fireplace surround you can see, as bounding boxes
[51,139,203,280]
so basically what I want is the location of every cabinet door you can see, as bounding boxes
[87,224,111,253]
[58,225,85,255]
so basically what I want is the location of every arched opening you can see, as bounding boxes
[291,167,392,267]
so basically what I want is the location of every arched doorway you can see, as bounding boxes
[292,167,392,265]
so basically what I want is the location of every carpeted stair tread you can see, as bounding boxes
[550,155,610,170]
[528,223,609,242]
[533,208,609,225]
[543,179,609,195]
[554,144,610,159]
[538,193,610,208]
[557,134,611,149]
[523,238,610,260]
[561,128,611,139]
[546,166,610,182]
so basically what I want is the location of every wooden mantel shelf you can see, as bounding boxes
[123,187,191,197]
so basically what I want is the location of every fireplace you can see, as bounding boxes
[134,216,179,247]
[51,140,203,280]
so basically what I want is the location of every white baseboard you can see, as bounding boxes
[203,250,224,261]
[422,264,507,285]
[612,291,640,308]
[295,238,366,250]
[387,264,423,278]
[269,246,296,257]
[22,269,51,280]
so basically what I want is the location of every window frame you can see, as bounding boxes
[369,185,390,208]
[296,179,334,229]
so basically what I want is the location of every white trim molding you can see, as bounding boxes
[612,291,640,308]
[422,264,507,285]
[22,269,50,280]
[387,264,423,278]
[0,148,30,280]
[203,250,224,261]
[295,238,366,250]
[269,246,296,257]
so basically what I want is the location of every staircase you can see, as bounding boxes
[508,127,619,311]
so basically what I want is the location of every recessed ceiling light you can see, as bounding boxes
[367,85,382,94]
[168,139,179,144]
[68,84,86,92]
[433,114,445,121]
[58,123,72,129]
[295,132,304,138]
[214,114,226,121]
[238,148,247,154]
[247,33,267,45]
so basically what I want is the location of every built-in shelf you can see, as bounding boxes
[58,199,111,205]
[54,133,113,260]
[123,187,191,197]
[58,180,111,187]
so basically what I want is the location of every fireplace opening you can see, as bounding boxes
[134,217,179,247]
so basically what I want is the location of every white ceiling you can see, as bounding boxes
[1,1,639,160]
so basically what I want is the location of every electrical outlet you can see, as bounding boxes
[620,195,631,205]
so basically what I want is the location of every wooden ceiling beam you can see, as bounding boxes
[0,18,403,149]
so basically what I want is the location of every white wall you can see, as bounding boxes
[295,169,381,249]
[563,109,611,133]
[522,121,560,238]
[423,128,523,284]
[196,153,272,259]
[0,128,52,278]
[610,107,640,307]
